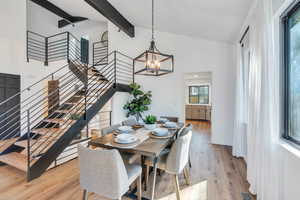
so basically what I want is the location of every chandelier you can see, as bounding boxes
[133,0,174,76]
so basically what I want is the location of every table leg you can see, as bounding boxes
[151,157,158,200]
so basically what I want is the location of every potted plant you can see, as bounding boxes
[144,115,157,130]
[123,83,152,122]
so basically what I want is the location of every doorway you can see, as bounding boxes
[184,72,212,123]
[0,73,20,139]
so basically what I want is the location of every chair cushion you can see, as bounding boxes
[125,164,142,185]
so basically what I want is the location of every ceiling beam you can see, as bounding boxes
[30,0,88,28]
[84,0,135,38]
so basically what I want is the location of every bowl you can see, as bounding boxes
[153,128,169,136]
[118,126,133,133]
[159,118,169,123]
[164,122,177,128]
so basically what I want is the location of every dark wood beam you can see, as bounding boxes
[58,17,88,28]
[84,0,135,38]
[30,0,88,28]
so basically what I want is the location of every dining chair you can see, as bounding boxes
[122,117,138,126]
[101,123,121,136]
[144,128,193,200]
[101,124,140,164]
[78,145,142,200]
[160,116,179,123]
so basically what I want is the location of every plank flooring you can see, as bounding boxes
[0,120,255,200]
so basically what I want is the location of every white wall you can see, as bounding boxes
[0,0,26,78]
[109,23,236,146]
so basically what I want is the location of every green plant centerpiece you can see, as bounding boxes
[144,115,157,130]
[123,83,152,122]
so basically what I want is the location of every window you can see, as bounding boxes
[188,85,209,104]
[282,2,300,145]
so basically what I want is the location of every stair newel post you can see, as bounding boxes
[45,37,48,66]
[26,31,29,63]
[132,59,135,83]
[84,66,88,137]
[67,32,70,63]
[26,109,31,175]
[114,51,117,87]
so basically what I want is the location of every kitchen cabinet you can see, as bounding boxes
[185,105,211,121]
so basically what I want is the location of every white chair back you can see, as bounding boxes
[165,130,192,174]
[122,118,138,126]
[78,145,129,199]
[101,123,121,136]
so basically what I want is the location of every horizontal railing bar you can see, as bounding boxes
[47,31,68,39]
[27,31,47,38]
[48,38,67,45]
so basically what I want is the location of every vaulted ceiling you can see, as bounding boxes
[48,0,252,43]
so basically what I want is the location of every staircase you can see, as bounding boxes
[0,31,134,181]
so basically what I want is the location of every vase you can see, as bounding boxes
[145,124,156,130]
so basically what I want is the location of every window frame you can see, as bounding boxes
[281,1,300,146]
[188,85,210,105]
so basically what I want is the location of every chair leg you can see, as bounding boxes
[137,175,142,200]
[183,167,191,185]
[145,165,150,191]
[173,175,181,200]
[82,189,88,200]
[150,161,158,200]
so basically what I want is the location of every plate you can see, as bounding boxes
[114,134,138,144]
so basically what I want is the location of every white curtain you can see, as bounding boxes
[244,0,284,199]
[233,38,249,159]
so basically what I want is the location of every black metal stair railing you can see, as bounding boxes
[93,40,108,66]
[0,32,134,180]
[27,31,82,65]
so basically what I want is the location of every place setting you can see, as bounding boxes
[112,126,141,148]
[149,127,174,139]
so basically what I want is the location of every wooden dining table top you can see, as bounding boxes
[89,122,184,158]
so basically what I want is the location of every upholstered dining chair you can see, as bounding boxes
[122,117,138,126]
[101,123,121,136]
[101,124,140,164]
[144,129,193,200]
[78,145,142,200]
[160,116,179,123]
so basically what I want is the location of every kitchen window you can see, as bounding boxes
[188,85,209,105]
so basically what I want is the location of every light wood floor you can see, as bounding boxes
[0,121,254,200]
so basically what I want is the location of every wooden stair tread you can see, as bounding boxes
[43,118,73,124]
[0,137,20,153]
[31,128,62,135]
[0,152,28,172]
[14,139,37,148]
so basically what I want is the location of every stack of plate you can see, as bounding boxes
[114,134,138,144]
[164,122,177,128]
[118,126,133,133]
[152,128,169,137]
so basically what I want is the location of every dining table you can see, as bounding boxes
[88,122,184,200]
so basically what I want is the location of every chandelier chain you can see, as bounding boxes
[152,0,154,41]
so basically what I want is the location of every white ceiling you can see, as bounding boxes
[48,0,107,22]
[48,0,252,43]
[107,0,253,43]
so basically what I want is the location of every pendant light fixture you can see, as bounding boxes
[133,0,174,76]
